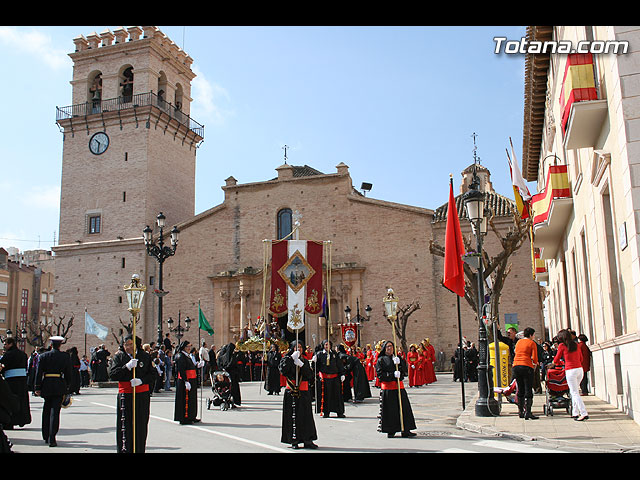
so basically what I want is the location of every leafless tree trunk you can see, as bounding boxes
[383,301,421,353]
[429,204,532,332]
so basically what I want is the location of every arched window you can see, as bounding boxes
[120,66,134,103]
[89,72,102,113]
[277,208,292,240]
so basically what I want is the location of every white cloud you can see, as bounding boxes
[23,185,61,210]
[191,64,234,126]
[0,26,70,70]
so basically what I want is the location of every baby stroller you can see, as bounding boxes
[206,370,235,411]
[543,362,571,416]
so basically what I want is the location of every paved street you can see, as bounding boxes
[5,373,608,454]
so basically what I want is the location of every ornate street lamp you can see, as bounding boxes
[167,311,191,344]
[463,169,499,417]
[144,212,179,347]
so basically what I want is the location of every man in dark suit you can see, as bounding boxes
[34,336,72,447]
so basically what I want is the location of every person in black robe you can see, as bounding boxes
[345,347,372,402]
[91,345,110,382]
[315,339,345,418]
[34,336,72,447]
[265,344,282,395]
[279,340,318,449]
[173,341,203,424]
[0,374,20,452]
[336,345,354,403]
[0,337,31,428]
[375,340,417,438]
[217,343,242,406]
[67,347,82,395]
[108,334,154,453]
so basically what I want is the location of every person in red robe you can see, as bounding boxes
[421,338,437,384]
[416,346,426,386]
[364,345,376,381]
[406,344,421,387]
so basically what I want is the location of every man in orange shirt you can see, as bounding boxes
[512,327,539,420]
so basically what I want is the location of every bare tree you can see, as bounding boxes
[26,313,75,348]
[429,203,532,332]
[382,300,421,353]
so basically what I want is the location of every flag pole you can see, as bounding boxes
[198,299,202,422]
[456,295,465,409]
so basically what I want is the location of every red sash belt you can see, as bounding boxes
[287,380,309,391]
[381,380,405,390]
[179,369,197,380]
[118,381,149,394]
[320,373,338,379]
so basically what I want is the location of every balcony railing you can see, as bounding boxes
[56,91,204,139]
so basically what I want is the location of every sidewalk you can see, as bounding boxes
[456,391,640,452]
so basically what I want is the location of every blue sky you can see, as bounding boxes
[0,25,533,253]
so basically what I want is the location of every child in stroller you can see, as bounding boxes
[207,370,235,411]
[543,361,571,416]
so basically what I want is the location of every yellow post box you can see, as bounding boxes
[489,341,510,389]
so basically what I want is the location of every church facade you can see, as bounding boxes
[52,27,544,362]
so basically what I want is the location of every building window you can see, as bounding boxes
[89,215,101,234]
[277,208,292,240]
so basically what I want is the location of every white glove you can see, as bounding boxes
[197,360,205,368]
[311,355,317,363]
[367,363,371,367]
[294,358,303,368]
[394,370,401,378]
[392,356,400,365]
[130,378,142,387]
[126,358,138,370]
[185,381,191,391]
[411,364,415,369]
[341,375,345,382]
[291,350,300,360]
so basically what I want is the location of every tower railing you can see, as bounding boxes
[56,91,204,138]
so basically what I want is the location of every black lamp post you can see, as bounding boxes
[167,311,191,345]
[143,212,180,347]
[463,169,499,417]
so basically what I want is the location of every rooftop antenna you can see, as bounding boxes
[282,144,289,165]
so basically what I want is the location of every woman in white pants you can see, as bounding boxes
[551,330,588,421]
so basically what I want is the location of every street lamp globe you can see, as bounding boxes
[463,178,485,223]
[124,274,146,314]
[143,225,153,245]
[156,212,166,228]
[170,225,180,248]
[383,288,398,319]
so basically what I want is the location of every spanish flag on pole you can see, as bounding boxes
[507,137,531,220]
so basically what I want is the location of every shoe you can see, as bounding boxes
[337,414,346,418]
[524,399,539,420]
[49,440,57,447]
[304,441,319,449]
[574,415,589,421]
[387,432,395,438]
[289,443,300,449]
[401,431,417,437]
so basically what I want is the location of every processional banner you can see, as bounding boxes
[269,239,323,331]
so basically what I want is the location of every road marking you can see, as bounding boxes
[474,439,562,453]
[90,401,292,453]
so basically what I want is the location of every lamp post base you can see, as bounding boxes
[474,364,501,417]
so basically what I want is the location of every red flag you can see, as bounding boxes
[443,179,466,297]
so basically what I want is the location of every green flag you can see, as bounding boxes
[198,303,214,335]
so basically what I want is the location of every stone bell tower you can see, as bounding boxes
[52,26,204,350]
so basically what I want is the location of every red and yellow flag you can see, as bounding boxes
[560,53,598,132]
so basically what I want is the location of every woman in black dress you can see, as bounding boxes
[375,340,416,438]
